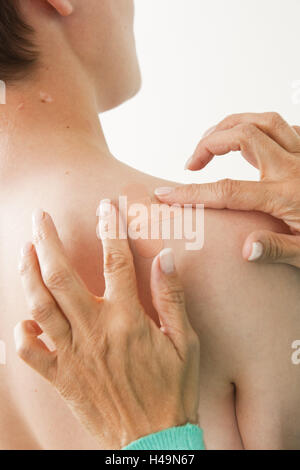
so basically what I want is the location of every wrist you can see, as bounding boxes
[123,424,205,451]
[122,411,192,449]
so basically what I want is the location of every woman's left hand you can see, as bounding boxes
[14,203,200,450]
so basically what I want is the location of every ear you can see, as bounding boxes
[47,0,74,17]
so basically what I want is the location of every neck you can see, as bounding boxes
[0,64,112,182]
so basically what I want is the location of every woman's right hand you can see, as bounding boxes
[14,203,200,450]
[155,112,300,268]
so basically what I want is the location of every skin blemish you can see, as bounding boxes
[39,92,53,104]
[17,103,24,111]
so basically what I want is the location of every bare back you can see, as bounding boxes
[1,154,300,449]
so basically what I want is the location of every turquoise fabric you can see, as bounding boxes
[122,424,205,450]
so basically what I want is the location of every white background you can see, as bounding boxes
[102,0,300,185]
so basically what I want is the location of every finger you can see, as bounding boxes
[186,123,289,176]
[14,320,57,382]
[208,113,300,153]
[155,180,272,213]
[243,230,300,268]
[19,241,71,345]
[98,199,140,305]
[151,248,192,355]
[32,209,96,326]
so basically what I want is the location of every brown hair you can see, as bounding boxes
[0,1,38,83]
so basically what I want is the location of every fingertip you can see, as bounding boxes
[24,320,43,336]
[154,187,173,199]
[32,209,55,231]
[159,248,176,275]
[19,241,38,275]
[243,239,264,262]
[160,325,171,336]
[184,156,194,170]
[185,154,210,172]
[32,208,45,227]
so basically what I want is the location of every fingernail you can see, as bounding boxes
[154,187,173,197]
[32,208,44,227]
[99,199,112,217]
[248,242,264,261]
[159,248,175,274]
[21,242,33,257]
[184,156,194,170]
[202,125,217,138]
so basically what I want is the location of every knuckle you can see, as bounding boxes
[184,184,200,200]
[30,300,54,324]
[160,283,185,307]
[111,315,133,338]
[221,113,238,127]
[266,112,285,130]
[43,266,72,291]
[239,123,258,140]
[265,239,284,261]
[104,249,131,275]
[217,178,239,198]
[32,227,49,245]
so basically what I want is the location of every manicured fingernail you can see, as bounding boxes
[32,208,44,226]
[154,187,173,197]
[202,125,217,138]
[248,242,264,261]
[159,248,175,274]
[184,156,194,170]
[21,242,33,257]
[99,199,112,217]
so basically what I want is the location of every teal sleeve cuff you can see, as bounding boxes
[122,424,205,451]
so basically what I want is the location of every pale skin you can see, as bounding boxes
[15,205,200,450]
[0,0,300,450]
[156,113,300,267]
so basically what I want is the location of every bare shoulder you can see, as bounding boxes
[177,208,300,449]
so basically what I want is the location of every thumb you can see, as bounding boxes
[243,230,300,268]
[150,248,192,354]
[155,180,270,212]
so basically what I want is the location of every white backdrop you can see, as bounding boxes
[102,0,300,185]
